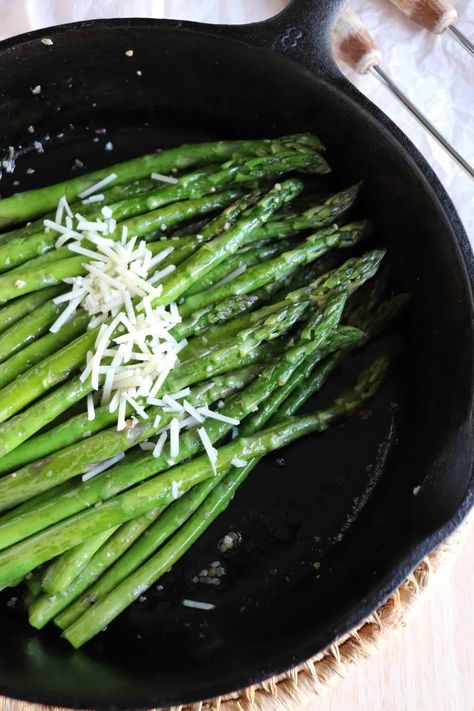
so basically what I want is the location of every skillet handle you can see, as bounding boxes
[214,0,345,76]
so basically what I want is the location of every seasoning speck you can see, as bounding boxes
[275,457,285,467]
[104,141,114,151]
[31,85,41,95]
[27,125,35,133]
[125,49,134,57]
[6,597,18,608]
[359,408,373,421]
[74,158,84,169]
[218,530,241,553]
[413,485,421,496]
[26,167,35,175]
[33,141,44,154]
[41,38,53,46]
[312,561,321,570]
[137,70,142,76]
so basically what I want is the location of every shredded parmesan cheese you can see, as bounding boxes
[78,173,117,199]
[182,599,215,611]
[197,427,218,475]
[231,457,247,468]
[82,452,125,482]
[151,172,179,185]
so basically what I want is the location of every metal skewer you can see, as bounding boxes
[332,6,474,179]
[387,0,474,59]
[445,24,474,59]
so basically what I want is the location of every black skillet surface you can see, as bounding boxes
[0,1,473,708]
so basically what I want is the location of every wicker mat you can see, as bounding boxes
[1,520,470,711]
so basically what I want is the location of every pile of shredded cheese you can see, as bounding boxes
[45,176,244,479]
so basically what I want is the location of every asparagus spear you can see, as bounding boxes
[30,508,166,626]
[0,286,63,336]
[94,151,323,233]
[0,313,90,391]
[0,295,343,545]
[0,301,72,363]
[0,134,327,228]
[180,240,293,299]
[59,354,388,647]
[170,184,360,260]
[0,178,158,243]
[0,328,97,425]
[40,528,120,596]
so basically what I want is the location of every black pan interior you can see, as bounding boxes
[0,19,472,709]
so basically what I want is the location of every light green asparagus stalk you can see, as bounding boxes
[0,178,158,243]
[29,508,165,626]
[180,240,293,298]
[40,527,120,595]
[0,286,63,336]
[0,300,72,362]
[0,313,90,391]
[0,328,97,425]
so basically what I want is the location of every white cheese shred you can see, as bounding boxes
[231,457,247,468]
[78,173,117,199]
[151,172,179,184]
[182,599,215,611]
[87,393,96,422]
[82,452,125,482]
[197,427,217,475]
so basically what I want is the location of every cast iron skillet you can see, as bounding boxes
[0,1,472,707]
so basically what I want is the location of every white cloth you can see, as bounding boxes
[0,0,472,239]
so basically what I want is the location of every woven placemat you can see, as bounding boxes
[1,520,470,711]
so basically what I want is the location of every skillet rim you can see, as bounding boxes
[0,16,472,709]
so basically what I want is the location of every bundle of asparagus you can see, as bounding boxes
[0,133,405,648]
